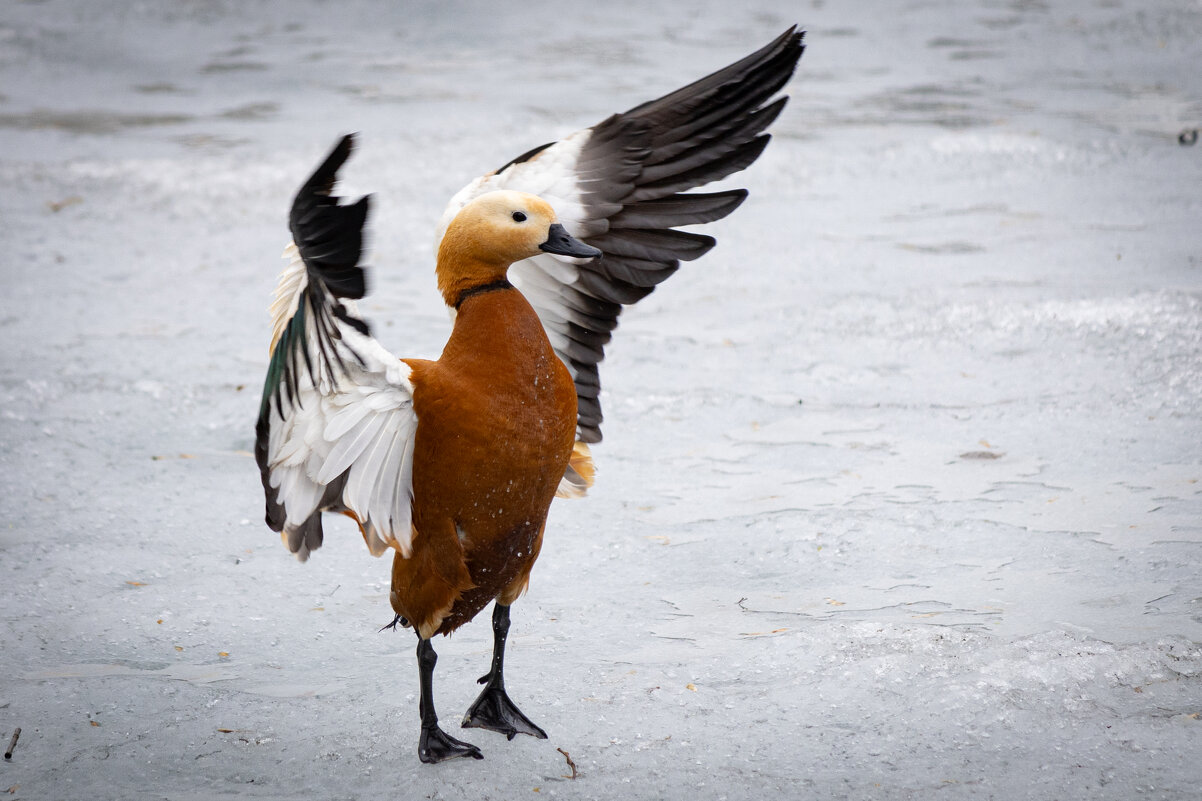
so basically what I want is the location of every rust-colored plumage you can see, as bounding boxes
[392,288,578,639]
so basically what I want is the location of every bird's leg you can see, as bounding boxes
[461,603,547,740]
[415,637,483,763]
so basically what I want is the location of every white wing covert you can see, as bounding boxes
[255,135,419,561]
[437,27,805,445]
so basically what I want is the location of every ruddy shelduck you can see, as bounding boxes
[256,27,805,763]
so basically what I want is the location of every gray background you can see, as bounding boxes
[1,1,1200,798]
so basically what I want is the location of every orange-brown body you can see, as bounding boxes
[390,288,577,639]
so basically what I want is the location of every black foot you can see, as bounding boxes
[418,725,483,764]
[462,685,548,741]
[379,614,410,633]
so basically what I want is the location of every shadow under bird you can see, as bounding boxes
[255,26,805,763]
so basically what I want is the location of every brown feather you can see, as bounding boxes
[388,287,577,637]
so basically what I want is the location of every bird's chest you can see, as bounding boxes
[408,294,577,519]
[473,351,573,444]
[438,348,574,478]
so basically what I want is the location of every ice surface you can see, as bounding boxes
[1,1,1200,799]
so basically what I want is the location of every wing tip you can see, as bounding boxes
[289,135,373,300]
[310,133,357,191]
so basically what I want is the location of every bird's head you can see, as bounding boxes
[436,190,600,306]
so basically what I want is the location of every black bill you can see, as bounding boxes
[539,223,603,260]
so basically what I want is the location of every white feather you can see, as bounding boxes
[317,410,388,484]
[268,244,308,353]
[521,252,582,286]
[281,468,322,527]
[263,268,421,559]
[435,130,591,249]
[346,416,394,514]
[322,395,373,441]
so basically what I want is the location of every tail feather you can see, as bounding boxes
[556,441,596,498]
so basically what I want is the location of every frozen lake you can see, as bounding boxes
[1,0,1200,798]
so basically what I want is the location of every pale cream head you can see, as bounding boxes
[436,190,560,305]
[436,190,602,307]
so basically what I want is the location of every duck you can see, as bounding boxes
[254,26,805,764]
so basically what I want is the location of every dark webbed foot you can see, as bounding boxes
[414,636,482,763]
[462,684,547,740]
[461,603,547,740]
[419,725,484,763]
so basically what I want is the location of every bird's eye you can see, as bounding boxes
[512,211,527,222]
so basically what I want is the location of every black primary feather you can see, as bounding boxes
[289,133,372,301]
[534,27,805,442]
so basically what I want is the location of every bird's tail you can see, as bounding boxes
[555,441,596,499]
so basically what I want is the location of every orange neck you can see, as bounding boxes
[436,222,513,307]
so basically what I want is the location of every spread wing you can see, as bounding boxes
[437,26,805,445]
[255,134,419,561]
